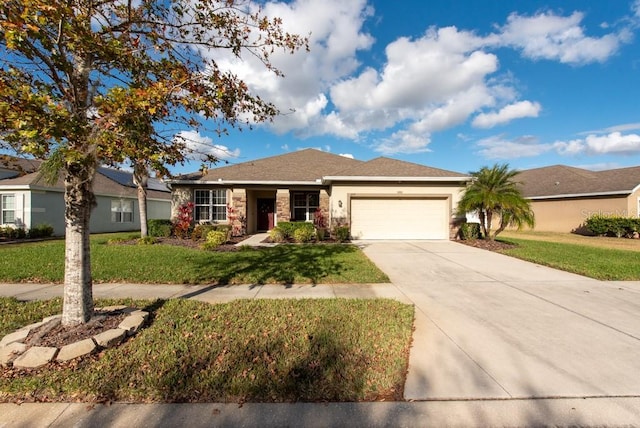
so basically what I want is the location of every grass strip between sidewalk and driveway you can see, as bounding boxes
[498,237,640,280]
[0,297,414,403]
[0,233,389,285]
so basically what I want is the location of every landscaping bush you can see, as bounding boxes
[191,223,218,241]
[293,223,315,243]
[333,226,350,242]
[1,226,26,240]
[137,236,157,245]
[215,224,233,240]
[459,222,481,240]
[201,230,227,250]
[148,219,173,237]
[274,221,316,240]
[585,215,640,238]
[269,227,286,243]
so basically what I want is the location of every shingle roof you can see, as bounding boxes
[330,157,468,178]
[516,164,640,198]
[0,155,42,176]
[182,149,363,182]
[0,167,170,199]
[174,149,467,183]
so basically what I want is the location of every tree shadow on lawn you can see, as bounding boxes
[188,244,359,286]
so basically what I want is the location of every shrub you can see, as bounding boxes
[459,222,481,240]
[191,223,218,241]
[276,222,297,239]
[215,224,233,240]
[269,227,286,243]
[27,224,54,239]
[585,215,640,238]
[173,202,194,239]
[2,227,26,240]
[148,219,173,237]
[201,230,227,250]
[333,226,350,242]
[293,225,314,243]
[137,236,157,245]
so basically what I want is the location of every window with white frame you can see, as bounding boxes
[1,194,15,224]
[111,199,134,223]
[194,189,227,222]
[292,192,319,222]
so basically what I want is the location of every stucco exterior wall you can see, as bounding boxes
[529,195,630,233]
[30,190,65,235]
[329,182,467,228]
[147,198,172,221]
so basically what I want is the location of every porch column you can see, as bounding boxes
[276,189,290,224]
[319,189,330,226]
[230,189,246,235]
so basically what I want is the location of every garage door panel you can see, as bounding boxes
[350,198,448,240]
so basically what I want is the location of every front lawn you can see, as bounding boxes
[0,297,414,403]
[498,237,640,280]
[0,233,388,284]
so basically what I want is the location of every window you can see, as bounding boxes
[1,194,15,224]
[292,192,319,222]
[194,189,227,222]
[111,199,134,223]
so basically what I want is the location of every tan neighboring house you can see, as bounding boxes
[516,165,640,233]
[169,149,471,240]
[0,159,172,236]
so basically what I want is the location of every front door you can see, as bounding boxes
[257,198,275,231]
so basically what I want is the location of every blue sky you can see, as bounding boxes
[176,0,640,175]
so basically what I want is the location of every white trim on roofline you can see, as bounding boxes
[168,179,324,186]
[322,176,472,183]
[0,184,170,200]
[527,190,633,200]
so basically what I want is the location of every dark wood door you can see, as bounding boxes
[257,198,275,231]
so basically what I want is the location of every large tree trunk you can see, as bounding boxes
[62,161,97,327]
[133,164,149,238]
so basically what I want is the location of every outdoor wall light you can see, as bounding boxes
[338,200,343,207]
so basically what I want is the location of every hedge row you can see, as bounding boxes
[0,224,54,240]
[585,215,640,238]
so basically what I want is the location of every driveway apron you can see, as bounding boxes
[359,240,640,401]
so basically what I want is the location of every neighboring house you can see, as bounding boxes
[0,158,172,236]
[516,165,640,233]
[169,149,471,240]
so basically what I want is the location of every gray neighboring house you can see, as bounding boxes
[516,165,640,233]
[169,149,471,240]
[0,157,171,236]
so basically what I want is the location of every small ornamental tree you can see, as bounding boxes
[0,0,307,326]
[457,164,535,241]
[173,202,194,239]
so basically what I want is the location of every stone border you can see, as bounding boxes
[0,306,148,369]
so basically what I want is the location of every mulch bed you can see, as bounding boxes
[457,238,517,251]
[24,311,129,348]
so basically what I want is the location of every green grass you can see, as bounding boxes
[500,237,640,280]
[0,233,388,284]
[0,297,414,403]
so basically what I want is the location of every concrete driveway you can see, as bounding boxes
[359,240,640,402]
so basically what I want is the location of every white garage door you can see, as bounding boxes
[350,197,449,240]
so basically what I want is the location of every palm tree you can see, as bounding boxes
[457,164,534,240]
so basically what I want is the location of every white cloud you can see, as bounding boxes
[553,132,640,156]
[476,134,554,159]
[496,11,629,64]
[472,101,541,128]
[579,122,640,135]
[175,130,240,161]
[373,130,432,155]
[339,153,355,159]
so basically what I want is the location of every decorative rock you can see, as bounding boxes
[130,310,149,321]
[118,315,146,336]
[0,342,27,366]
[93,328,126,348]
[57,338,97,361]
[13,346,58,369]
[0,328,31,348]
[42,314,62,323]
[98,305,128,313]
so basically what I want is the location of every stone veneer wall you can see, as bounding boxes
[276,189,290,223]
[171,186,193,220]
[319,189,330,226]
[230,189,247,234]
